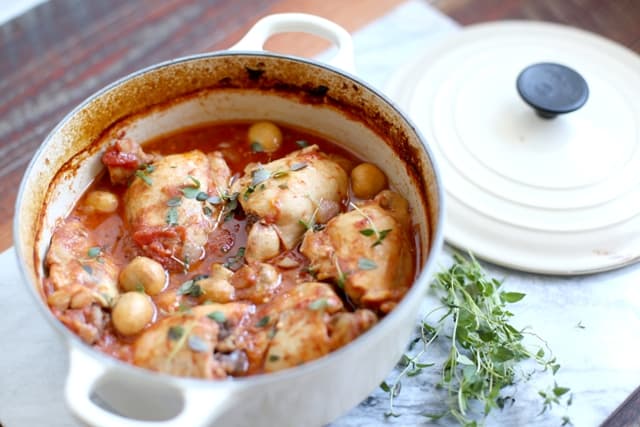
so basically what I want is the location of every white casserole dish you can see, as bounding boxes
[14,13,444,427]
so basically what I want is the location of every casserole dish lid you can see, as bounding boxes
[385,21,640,275]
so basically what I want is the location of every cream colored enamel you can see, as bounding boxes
[108,90,416,205]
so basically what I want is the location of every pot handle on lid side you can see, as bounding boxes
[230,13,356,74]
[65,345,234,427]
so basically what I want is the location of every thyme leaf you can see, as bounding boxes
[167,196,182,207]
[207,311,226,323]
[209,190,240,222]
[243,167,267,200]
[179,175,202,199]
[133,163,156,186]
[255,315,270,328]
[308,298,328,311]
[135,170,153,186]
[243,163,306,200]
[167,321,196,361]
[187,335,208,353]
[243,187,254,201]
[374,229,392,247]
[207,195,222,205]
[298,218,325,233]
[500,291,526,303]
[290,162,307,171]
[87,246,101,258]
[177,279,203,297]
[166,206,179,226]
[181,186,200,199]
[357,257,377,270]
[251,168,271,187]
[336,273,347,289]
[250,142,264,153]
[142,164,156,174]
[298,203,325,233]
[303,265,318,279]
[167,325,184,341]
[224,247,245,269]
[350,203,392,247]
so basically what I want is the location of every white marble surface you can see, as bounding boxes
[1,1,639,426]
[334,249,640,426]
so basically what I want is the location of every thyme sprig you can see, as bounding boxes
[208,189,239,223]
[243,162,308,200]
[381,321,439,417]
[166,321,196,362]
[349,202,392,247]
[381,253,572,425]
[298,203,325,233]
[177,274,209,297]
[134,164,155,186]
[333,255,349,289]
[177,175,209,201]
[80,246,105,265]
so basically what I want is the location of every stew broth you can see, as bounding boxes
[44,121,417,378]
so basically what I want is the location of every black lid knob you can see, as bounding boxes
[516,62,589,119]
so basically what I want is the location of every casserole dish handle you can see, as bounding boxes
[230,13,356,73]
[65,345,232,427]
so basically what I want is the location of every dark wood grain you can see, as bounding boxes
[0,0,404,250]
[0,0,277,249]
[601,385,640,427]
[431,0,640,53]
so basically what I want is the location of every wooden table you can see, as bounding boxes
[2,0,640,252]
[2,1,639,425]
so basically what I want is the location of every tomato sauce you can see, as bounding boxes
[48,122,365,366]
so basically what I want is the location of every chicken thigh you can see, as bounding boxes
[133,303,250,379]
[300,190,415,313]
[45,217,119,343]
[258,282,376,373]
[124,150,231,271]
[231,145,348,259]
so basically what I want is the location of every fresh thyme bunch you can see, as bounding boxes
[381,253,573,426]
